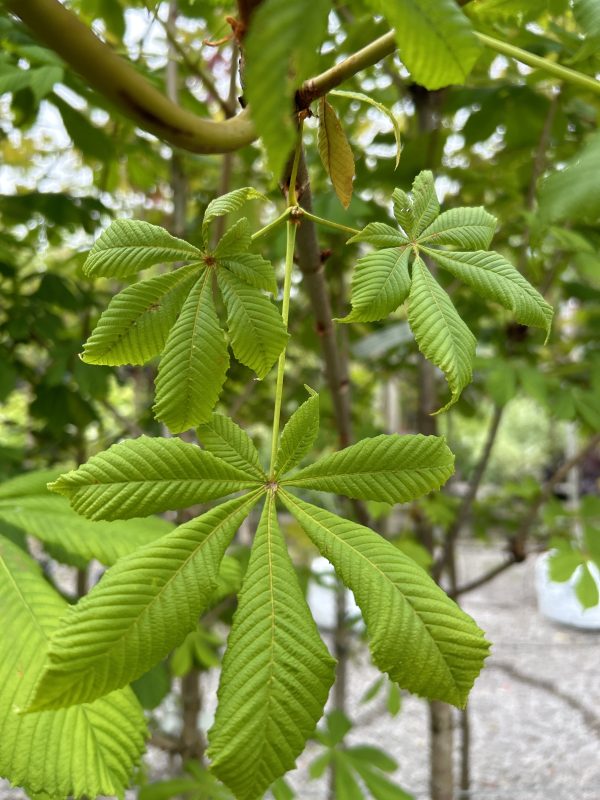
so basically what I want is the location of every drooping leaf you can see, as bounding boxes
[84,220,202,279]
[154,272,229,431]
[318,97,355,209]
[274,388,320,478]
[81,265,200,365]
[338,247,411,323]
[347,222,408,248]
[418,207,497,250]
[423,248,553,338]
[282,434,454,503]
[27,492,261,711]
[0,536,146,797]
[203,188,268,244]
[281,492,489,707]
[217,269,288,379]
[407,257,476,413]
[49,435,260,521]
[330,89,402,167]
[369,0,481,89]
[245,0,330,175]
[197,413,265,481]
[208,495,335,800]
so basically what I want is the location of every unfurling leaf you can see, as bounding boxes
[318,97,355,209]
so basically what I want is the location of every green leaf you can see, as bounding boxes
[197,413,265,481]
[281,492,489,708]
[407,257,476,413]
[245,0,330,175]
[330,89,402,168]
[214,218,252,258]
[318,97,355,209]
[220,251,278,294]
[347,222,409,249]
[282,434,454,503]
[0,536,146,797]
[208,495,335,800]
[418,207,497,250]
[410,171,440,237]
[27,492,261,711]
[217,269,288,379]
[274,388,320,478]
[575,562,600,609]
[203,188,268,244]
[338,248,411,323]
[393,188,414,236]
[573,0,600,38]
[49,435,260,521]
[538,132,600,223]
[81,265,200,365]
[548,549,582,582]
[423,248,554,338]
[370,0,481,89]
[467,0,549,21]
[154,272,229,432]
[84,220,202,279]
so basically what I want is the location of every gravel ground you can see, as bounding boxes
[2,542,599,799]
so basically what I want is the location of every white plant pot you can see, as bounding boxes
[535,551,600,630]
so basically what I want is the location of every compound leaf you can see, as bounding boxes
[407,257,476,412]
[393,187,414,235]
[197,413,265,481]
[274,388,320,478]
[220,251,277,294]
[338,247,411,323]
[282,434,454,503]
[27,492,261,711]
[81,265,200,365]
[49,435,260,521]
[418,207,497,251]
[0,536,146,797]
[154,272,229,432]
[347,222,408,248]
[281,492,489,708]
[208,495,335,800]
[84,220,202,279]
[411,171,440,237]
[318,97,355,209]
[214,218,252,258]
[203,188,268,244]
[217,270,288,379]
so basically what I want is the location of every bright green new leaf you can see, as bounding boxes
[84,219,202,279]
[423,248,553,338]
[418,207,497,250]
[0,536,146,797]
[330,89,402,168]
[281,492,489,707]
[245,0,330,175]
[407,257,476,412]
[214,218,252,259]
[338,247,411,323]
[347,222,408,249]
[370,0,481,89]
[282,433,454,503]
[274,388,320,477]
[576,563,600,609]
[220,252,278,294]
[81,264,200,365]
[411,171,440,237]
[154,272,229,431]
[217,270,288,379]
[49,435,259,521]
[318,97,355,209]
[197,413,265,481]
[203,187,268,244]
[208,495,335,800]
[27,492,261,711]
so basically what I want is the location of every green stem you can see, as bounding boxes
[250,208,292,242]
[299,209,361,238]
[476,32,600,96]
[269,219,297,478]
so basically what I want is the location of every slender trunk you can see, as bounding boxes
[429,701,455,800]
[459,706,471,800]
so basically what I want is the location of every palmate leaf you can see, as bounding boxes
[197,413,265,481]
[220,251,277,294]
[274,388,320,478]
[202,188,268,244]
[280,492,490,708]
[338,247,411,323]
[282,433,454,503]
[208,495,335,800]
[370,0,481,90]
[154,271,230,432]
[214,218,252,258]
[318,97,356,209]
[49,435,260,521]
[217,270,288,379]
[0,536,146,797]
[418,207,497,250]
[347,222,408,249]
[422,248,553,338]
[27,492,261,711]
[84,219,202,279]
[410,170,440,237]
[407,257,476,413]
[81,264,200,365]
